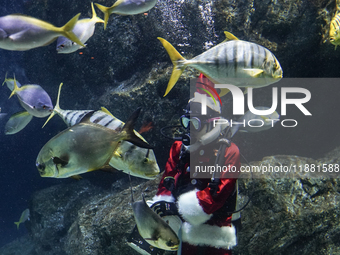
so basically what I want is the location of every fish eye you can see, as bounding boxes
[166,240,175,247]
[60,45,64,48]
[43,105,46,109]
[143,158,149,163]
[36,162,45,172]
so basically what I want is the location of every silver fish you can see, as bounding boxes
[8,77,53,118]
[56,3,104,54]
[230,107,280,137]
[158,31,283,97]
[0,13,84,51]
[43,83,160,179]
[130,190,179,251]
[14,209,30,229]
[5,111,33,135]
[95,0,158,29]
[36,109,153,178]
[330,13,340,49]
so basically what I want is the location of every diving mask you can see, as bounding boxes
[180,115,206,131]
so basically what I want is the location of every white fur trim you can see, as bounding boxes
[177,189,212,225]
[151,194,175,203]
[181,222,237,249]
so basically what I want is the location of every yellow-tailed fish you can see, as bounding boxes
[2,72,22,91]
[5,111,33,135]
[130,188,179,251]
[95,0,157,29]
[230,106,280,137]
[158,31,283,97]
[57,3,104,53]
[330,13,340,49]
[8,77,53,118]
[0,13,84,51]
[14,209,30,229]
[42,83,160,179]
[36,108,153,178]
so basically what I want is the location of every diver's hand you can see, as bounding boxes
[151,201,178,217]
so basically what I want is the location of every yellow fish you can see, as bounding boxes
[14,209,30,229]
[0,13,85,51]
[5,111,33,135]
[158,32,283,97]
[56,3,104,53]
[95,0,157,29]
[330,13,340,49]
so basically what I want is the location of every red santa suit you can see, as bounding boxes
[153,140,241,255]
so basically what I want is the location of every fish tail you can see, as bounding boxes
[59,13,85,47]
[14,221,20,229]
[95,3,110,29]
[91,2,104,24]
[120,108,153,149]
[157,37,186,97]
[2,71,8,86]
[9,75,19,99]
[42,83,63,128]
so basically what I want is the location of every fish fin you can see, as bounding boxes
[260,115,269,121]
[0,28,7,39]
[223,31,239,42]
[59,13,85,48]
[113,151,122,158]
[243,68,264,78]
[52,156,68,167]
[244,87,248,95]
[2,71,8,86]
[14,221,20,230]
[157,37,186,97]
[121,108,153,149]
[95,3,111,29]
[91,2,104,24]
[70,175,82,180]
[79,110,96,123]
[8,29,30,41]
[79,44,87,49]
[43,82,63,128]
[100,107,115,118]
[218,88,230,97]
[144,238,158,241]
[8,75,19,99]
[335,45,338,50]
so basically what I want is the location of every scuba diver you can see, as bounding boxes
[128,75,241,255]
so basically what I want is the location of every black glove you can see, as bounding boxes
[208,179,220,197]
[150,201,178,217]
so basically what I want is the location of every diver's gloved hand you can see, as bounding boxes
[208,179,220,197]
[151,201,178,217]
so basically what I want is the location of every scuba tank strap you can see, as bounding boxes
[209,126,232,197]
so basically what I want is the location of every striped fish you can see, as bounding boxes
[158,31,283,97]
[330,13,340,49]
[43,83,160,179]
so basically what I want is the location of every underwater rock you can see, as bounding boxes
[234,153,340,255]
[1,148,340,254]
[0,236,36,255]
[64,175,164,255]
[28,180,105,255]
